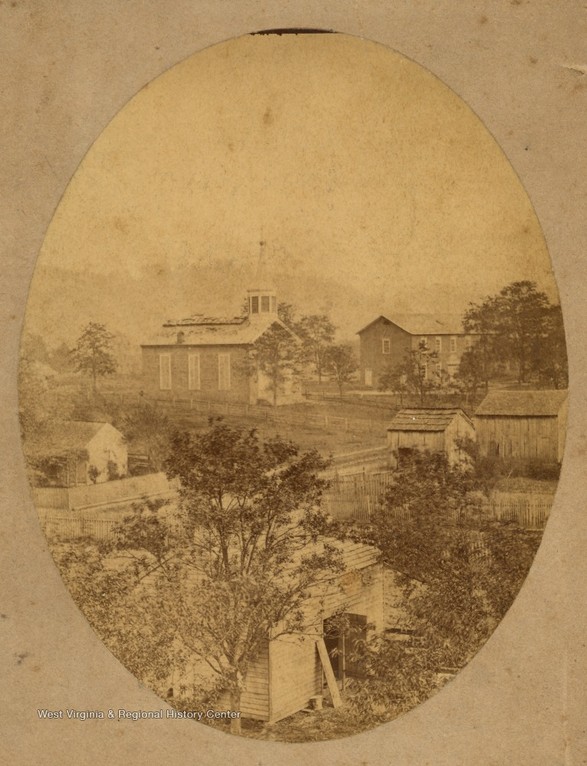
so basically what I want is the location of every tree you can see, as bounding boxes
[534,304,568,388]
[114,401,173,471]
[354,451,541,687]
[454,342,487,400]
[463,281,566,386]
[296,314,337,384]
[51,532,186,692]
[324,344,358,398]
[379,340,440,404]
[251,323,302,405]
[71,322,118,393]
[88,421,342,734]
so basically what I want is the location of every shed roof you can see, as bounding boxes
[387,408,472,432]
[27,420,117,458]
[475,390,568,417]
[142,317,297,347]
[358,313,469,336]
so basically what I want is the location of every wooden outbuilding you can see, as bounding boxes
[474,389,568,463]
[386,407,475,467]
[27,421,128,486]
[229,539,385,722]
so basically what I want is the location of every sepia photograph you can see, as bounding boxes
[15,28,573,746]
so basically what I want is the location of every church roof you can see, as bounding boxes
[142,316,297,347]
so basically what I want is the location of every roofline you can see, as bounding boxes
[141,318,301,348]
[356,314,478,336]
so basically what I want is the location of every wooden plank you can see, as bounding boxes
[316,638,342,708]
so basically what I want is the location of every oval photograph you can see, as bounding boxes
[19,32,568,741]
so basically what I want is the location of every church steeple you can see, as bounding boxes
[246,238,277,320]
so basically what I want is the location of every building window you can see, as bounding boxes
[250,296,259,314]
[261,295,270,313]
[420,362,428,380]
[218,353,231,390]
[435,336,442,353]
[270,295,277,313]
[419,336,427,350]
[450,336,457,353]
[159,354,172,390]
[382,338,391,354]
[188,353,200,390]
[177,331,185,344]
[464,336,473,350]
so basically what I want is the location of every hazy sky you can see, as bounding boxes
[31,33,558,332]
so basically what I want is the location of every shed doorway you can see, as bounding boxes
[322,613,368,689]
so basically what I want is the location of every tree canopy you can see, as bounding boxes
[62,420,343,734]
[71,322,118,392]
[462,281,567,387]
[348,450,541,723]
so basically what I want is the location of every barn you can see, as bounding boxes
[27,420,128,486]
[474,389,568,463]
[357,313,478,389]
[386,408,475,467]
[141,286,302,406]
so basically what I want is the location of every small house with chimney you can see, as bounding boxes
[141,285,302,406]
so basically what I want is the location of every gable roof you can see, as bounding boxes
[358,313,468,336]
[142,317,298,347]
[475,390,568,417]
[387,408,472,432]
[26,420,117,458]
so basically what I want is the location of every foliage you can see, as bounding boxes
[61,420,343,735]
[252,323,302,405]
[71,322,118,393]
[378,340,440,404]
[296,314,337,384]
[463,281,567,386]
[51,537,185,690]
[454,342,488,399]
[323,344,358,397]
[113,400,173,471]
[352,450,541,707]
[534,304,568,388]
[88,464,100,484]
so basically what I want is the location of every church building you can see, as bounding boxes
[141,284,302,406]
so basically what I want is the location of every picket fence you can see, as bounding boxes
[323,472,554,530]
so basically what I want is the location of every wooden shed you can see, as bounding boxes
[474,389,568,463]
[217,540,387,723]
[386,408,475,467]
[27,420,128,486]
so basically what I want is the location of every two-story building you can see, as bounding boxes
[357,313,477,389]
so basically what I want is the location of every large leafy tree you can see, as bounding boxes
[71,322,118,393]
[463,281,566,386]
[324,343,358,398]
[69,421,342,734]
[252,323,302,405]
[349,450,541,723]
[296,314,337,384]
